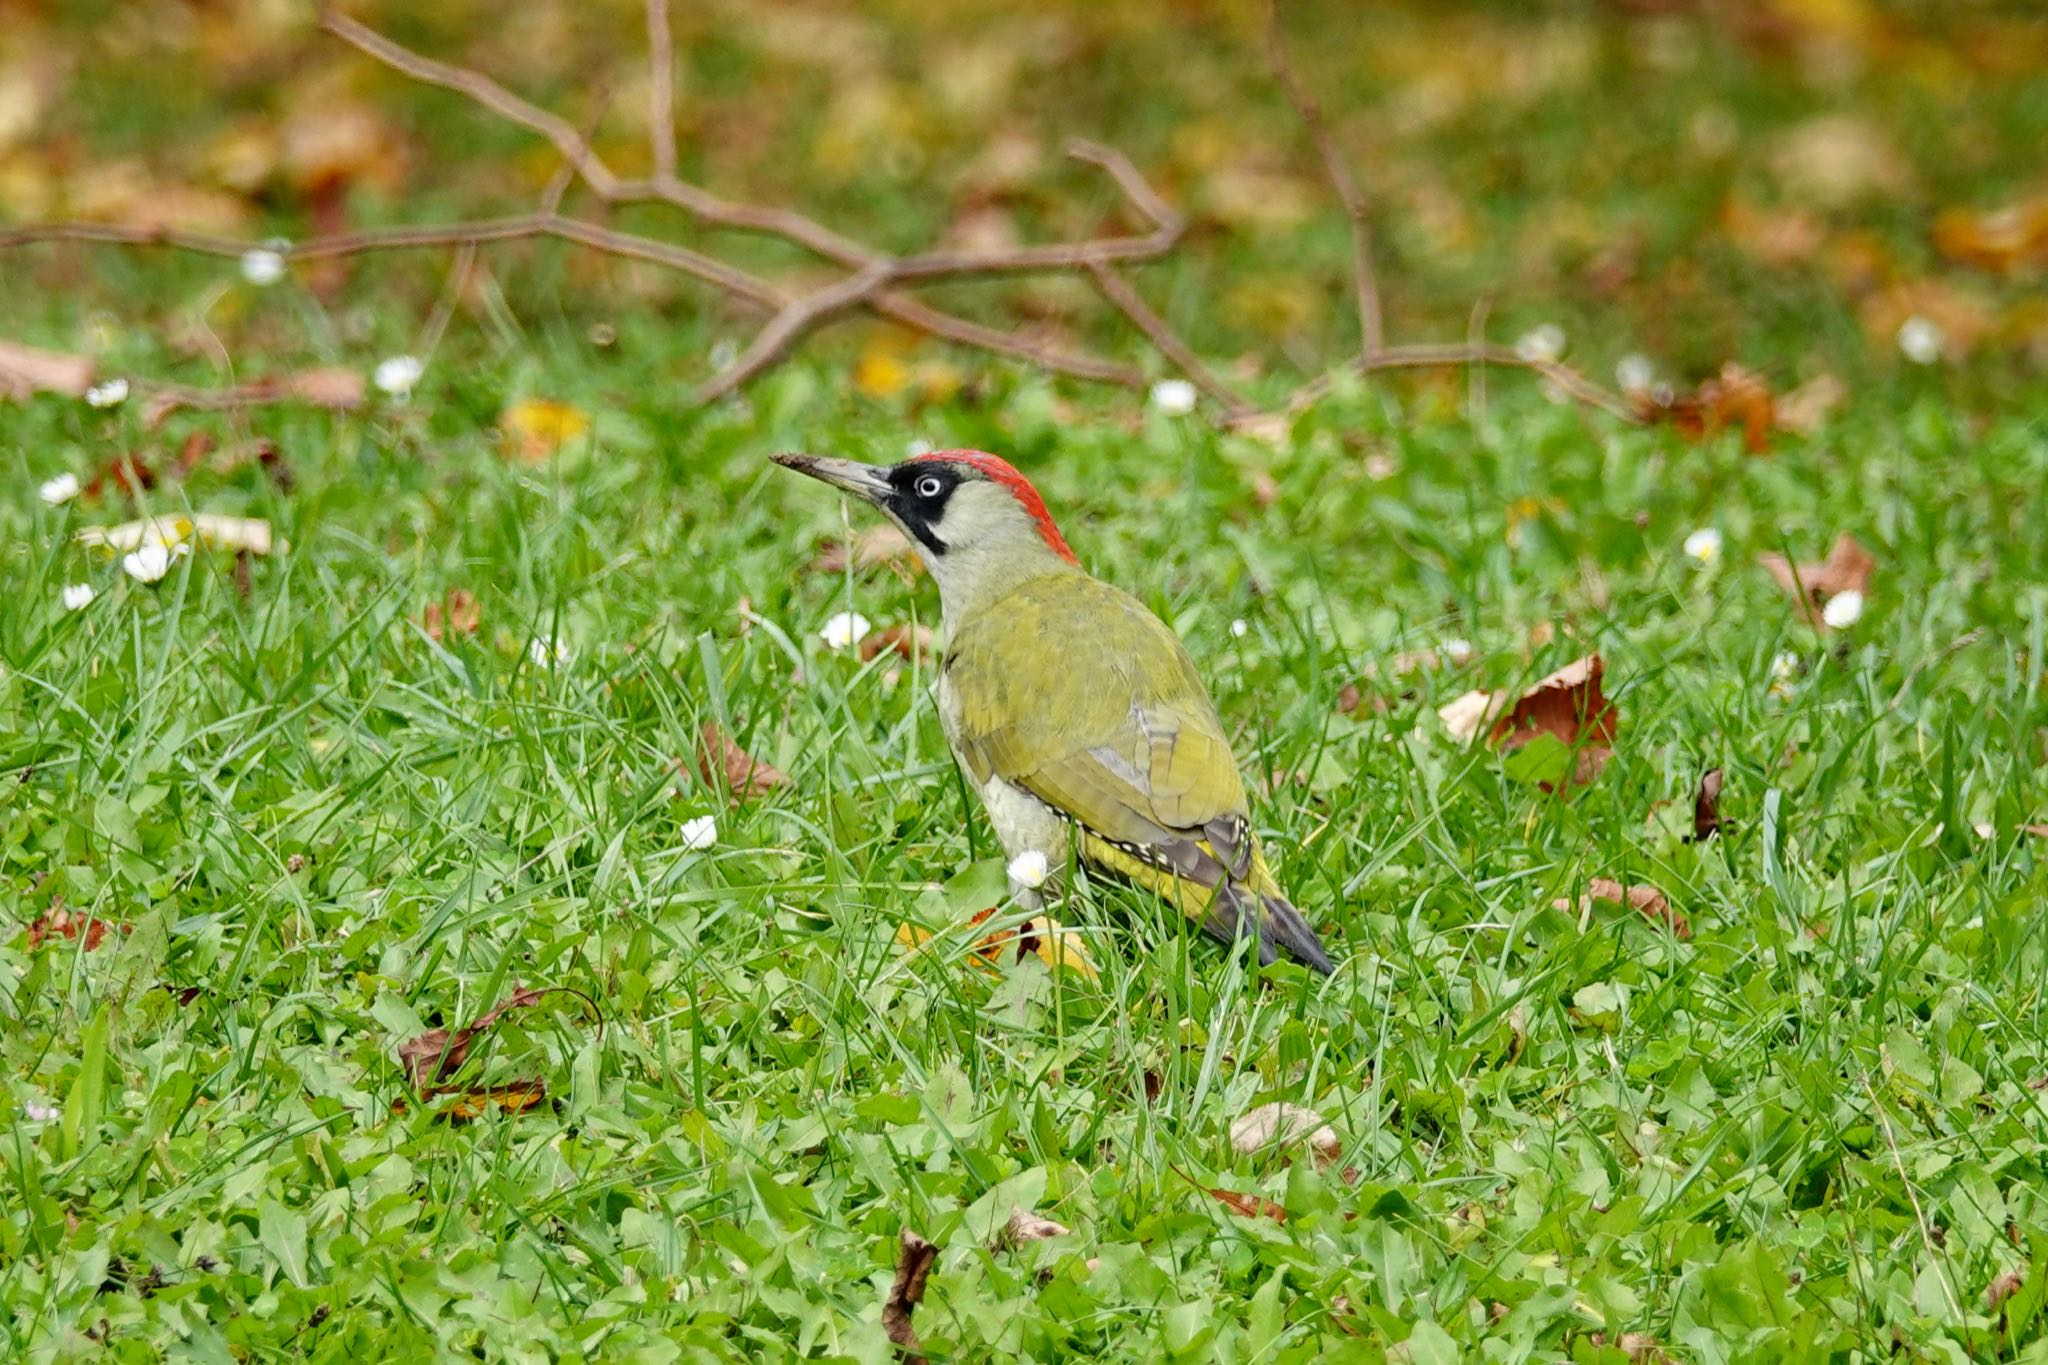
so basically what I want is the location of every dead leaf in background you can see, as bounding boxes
[1554,877,1691,939]
[1488,654,1619,788]
[422,588,482,643]
[25,902,128,951]
[859,623,933,664]
[0,338,94,400]
[895,906,1100,981]
[1693,768,1724,841]
[1638,363,1775,452]
[1758,532,1873,622]
[1933,194,2048,274]
[1858,281,1993,362]
[882,1230,939,1363]
[500,398,591,462]
[696,722,789,803]
[1770,114,1910,208]
[1438,688,1508,742]
[395,984,567,1089]
[803,524,923,578]
[1720,197,1826,269]
[1773,373,1846,435]
[1230,1102,1340,1165]
[996,1208,1071,1248]
[77,514,277,556]
[435,1080,547,1124]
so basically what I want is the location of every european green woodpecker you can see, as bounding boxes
[773,448,1335,975]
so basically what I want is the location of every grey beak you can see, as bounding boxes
[771,452,892,503]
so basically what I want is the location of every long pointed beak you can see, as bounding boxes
[771,452,891,504]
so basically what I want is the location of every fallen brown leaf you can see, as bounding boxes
[1637,362,1775,453]
[1205,1186,1287,1222]
[1774,373,1847,436]
[1758,533,1874,623]
[25,903,128,951]
[1692,768,1724,842]
[1934,195,2048,275]
[0,338,95,401]
[859,623,934,664]
[996,1207,1070,1248]
[1437,688,1507,742]
[1229,1102,1340,1166]
[2024,825,2048,839]
[882,1229,939,1365]
[1554,878,1691,940]
[1987,1268,2026,1310]
[396,984,562,1089]
[436,1080,547,1124]
[696,722,789,803]
[422,589,482,643]
[1489,654,1618,789]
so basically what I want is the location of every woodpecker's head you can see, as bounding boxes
[773,448,1079,617]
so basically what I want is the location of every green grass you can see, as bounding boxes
[5,342,2048,1361]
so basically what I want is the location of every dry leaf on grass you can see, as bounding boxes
[0,338,94,400]
[1934,195,2048,274]
[435,1080,547,1124]
[395,984,591,1089]
[2023,824,2048,839]
[77,514,278,556]
[25,903,128,951]
[1229,1102,1340,1165]
[882,1230,939,1365]
[1453,654,1619,790]
[1774,373,1847,435]
[1692,768,1724,842]
[803,524,922,578]
[1636,362,1775,453]
[422,589,482,643]
[1758,533,1874,625]
[895,907,1100,982]
[996,1207,1071,1248]
[1554,877,1691,939]
[859,623,934,664]
[696,722,789,803]
[1202,1185,1287,1222]
[500,398,590,462]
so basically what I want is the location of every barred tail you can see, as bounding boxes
[1080,828,1335,974]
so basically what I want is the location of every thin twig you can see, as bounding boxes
[1086,262,1252,416]
[542,95,616,217]
[644,0,678,180]
[1263,0,1382,358]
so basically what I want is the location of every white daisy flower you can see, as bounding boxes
[39,472,81,505]
[1441,637,1475,665]
[528,635,570,667]
[22,1102,59,1123]
[1820,589,1864,629]
[1229,618,1249,638]
[1895,316,1943,366]
[1513,324,1566,364]
[122,540,188,583]
[1683,527,1723,565]
[819,610,871,652]
[61,582,97,611]
[239,247,287,286]
[1768,651,1801,697]
[1615,353,1657,393]
[1007,849,1050,890]
[373,354,424,397]
[1148,378,1198,416]
[85,378,129,408]
[680,814,718,851]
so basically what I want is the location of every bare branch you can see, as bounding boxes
[644,0,678,180]
[319,6,622,199]
[1263,0,1383,358]
[1086,262,1252,416]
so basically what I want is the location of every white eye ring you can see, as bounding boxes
[914,475,945,499]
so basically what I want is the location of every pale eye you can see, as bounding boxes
[914,475,945,499]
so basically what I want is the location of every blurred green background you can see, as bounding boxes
[3,0,2044,409]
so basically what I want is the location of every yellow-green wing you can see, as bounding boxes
[944,573,1250,862]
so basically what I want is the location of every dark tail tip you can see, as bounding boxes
[1260,895,1335,975]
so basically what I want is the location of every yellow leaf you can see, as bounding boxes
[854,348,911,399]
[500,398,591,462]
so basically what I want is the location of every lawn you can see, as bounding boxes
[7,1,2048,1361]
